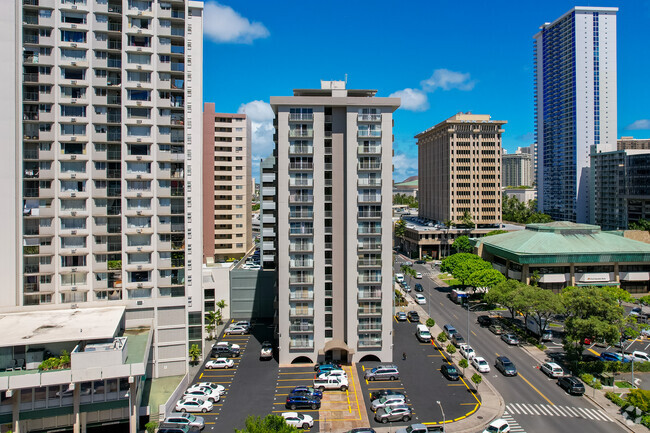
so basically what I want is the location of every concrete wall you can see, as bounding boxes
[230,269,275,320]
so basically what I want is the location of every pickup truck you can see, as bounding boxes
[396,424,443,433]
[313,376,349,391]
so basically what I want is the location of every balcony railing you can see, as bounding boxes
[289,113,313,121]
[289,309,313,317]
[358,162,382,170]
[358,275,382,283]
[289,244,313,252]
[289,292,314,300]
[358,338,382,347]
[358,146,382,155]
[358,179,382,186]
[358,260,382,267]
[358,227,381,235]
[357,308,382,316]
[358,195,381,203]
[358,114,382,122]
[358,323,382,331]
[289,179,312,187]
[290,260,313,268]
[358,211,381,218]
[289,323,314,332]
[358,130,382,138]
[289,146,313,155]
[289,340,314,349]
[288,130,313,138]
[289,211,313,219]
[289,195,313,203]
[289,162,313,170]
[358,291,382,300]
[289,275,313,284]
[358,243,381,251]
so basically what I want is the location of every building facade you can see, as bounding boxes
[502,151,534,188]
[416,113,505,227]
[270,81,399,364]
[202,106,252,263]
[618,137,650,151]
[518,143,537,185]
[10,0,204,378]
[534,7,618,223]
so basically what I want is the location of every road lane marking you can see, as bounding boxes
[587,348,601,356]
[516,372,554,405]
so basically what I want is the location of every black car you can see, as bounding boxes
[314,361,341,371]
[407,311,420,322]
[440,364,460,381]
[477,315,492,327]
[415,260,426,264]
[495,356,517,376]
[369,389,405,402]
[290,386,323,400]
[414,284,424,292]
[557,376,585,396]
[211,345,240,358]
[285,394,321,410]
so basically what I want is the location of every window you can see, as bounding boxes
[61,124,86,135]
[127,53,151,65]
[62,68,85,80]
[127,89,151,101]
[60,48,86,61]
[61,12,87,24]
[61,105,86,117]
[60,30,86,43]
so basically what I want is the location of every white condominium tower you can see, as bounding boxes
[3,0,204,377]
[270,81,400,365]
[534,6,617,223]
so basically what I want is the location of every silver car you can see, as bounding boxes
[374,405,412,423]
[370,395,406,412]
[164,412,205,430]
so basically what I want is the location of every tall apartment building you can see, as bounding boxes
[8,0,204,378]
[259,155,276,270]
[202,106,252,263]
[534,6,618,223]
[518,143,537,185]
[502,150,534,188]
[416,113,506,227]
[618,137,650,151]
[269,81,399,364]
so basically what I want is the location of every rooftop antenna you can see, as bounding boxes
[345,74,348,85]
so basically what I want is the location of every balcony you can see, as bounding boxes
[358,114,382,122]
[358,146,382,155]
[357,291,382,300]
[289,323,314,333]
[358,162,382,170]
[289,146,313,155]
[289,211,313,219]
[358,227,381,235]
[358,259,382,267]
[289,309,313,318]
[358,338,382,348]
[289,162,313,170]
[358,195,381,204]
[289,113,313,121]
[288,130,313,138]
[357,178,382,187]
[289,244,313,253]
[289,260,313,269]
[358,130,381,138]
[289,340,314,349]
[289,195,313,204]
[358,323,382,332]
[358,211,382,219]
[289,275,313,284]
[289,292,314,301]
[357,308,382,316]
[358,243,381,252]
[358,275,382,284]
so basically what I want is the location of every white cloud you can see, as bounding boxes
[238,100,275,162]
[388,88,429,112]
[204,2,269,44]
[421,68,476,92]
[392,152,418,181]
[626,119,650,130]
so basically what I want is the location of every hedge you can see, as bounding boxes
[575,361,650,375]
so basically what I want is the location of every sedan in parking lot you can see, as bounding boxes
[501,333,519,345]
[286,394,321,410]
[395,312,408,322]
[281,412,313,430]
[205,358,234,369]
[260,341,273,360]
[224,325,248,335]
[370,395,407,412]
[600,351,631,363]
[290,386,323,400]
[441,364,460,381]
[314,361,342,372]
[187,382,225,396]
[495,356,517,376]
[316,364,344,376]
[175,397,213,414]
[183,387,220,403]
[370,389,405,402]
[374,405,412,423]
[163,413,205,430]
[407,311,420,322]
[472,357,490,373]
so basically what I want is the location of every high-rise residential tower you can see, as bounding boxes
[534,6,618,222]
[270,81,399,364]
[502,150,534,188]
[202,106,252,263]
[8,0,204,378]
[416,113,506,227]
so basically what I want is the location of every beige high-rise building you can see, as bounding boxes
[417,113,506,226]
[270,81,400,364]
[502,150,534,187]
[202,106,252,263]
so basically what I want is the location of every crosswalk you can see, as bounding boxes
[504,402,614,422]
[501,413,526,432]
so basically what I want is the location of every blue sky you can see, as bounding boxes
[202,0,650,181]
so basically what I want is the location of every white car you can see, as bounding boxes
[395,273,405,283]
[472,356,490,373]
[234,321,251,330]
[459,344,476,360]
[540,362,564,378]
[414,294,426,305]
[260,341,273,359]
[224,325,248,335]
[213,341,240,351]
[281,412,314,430]
[205,357,234,369]
[415,272,423,279]
[482,418,510,433]
[183,387,221,403]
[187,382,225,396]
[175,397,213,413]
[317,369,347,380]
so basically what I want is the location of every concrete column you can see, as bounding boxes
[570,264,576,286]
[418,245,422,260]
[614,262,620,283]
[523,264,530,285]
[73,385,80,433]
[129,380,137,433]
[80,412,87,433]
[12,389,20,433]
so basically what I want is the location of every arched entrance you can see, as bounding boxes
[319,339,354,364]
[291,356,313,364]
[359,354,381,363]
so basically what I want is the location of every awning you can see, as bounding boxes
[318,339,355,355]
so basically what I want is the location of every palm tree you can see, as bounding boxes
[205,311,217,339]
[216,299,228,325]
[189,344,201,366]
[400,264,417,287]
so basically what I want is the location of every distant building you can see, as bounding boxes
[535,7,618,223]
[502,151,534,188]
[503,188,537,204]
[618,137,650,151]
[473,222,650,293]
[416,113,506,227]
[518,143,538,183]
[393,176,418,198]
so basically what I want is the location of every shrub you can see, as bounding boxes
[145,421,158,433]
[107,260,122,270]
[580,373,602,389]
[605,391,626,408]
[437,332,448,343]
[627,389,650,412]
[426,318,435,328]
[446,344,456,354]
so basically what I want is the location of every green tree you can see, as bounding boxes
[461,210,474,229]
[252,203,260,211]
[627,389,650,412]
[446,343,456,354]
[502,194,553,224]
[452,235,473,254]
[453,259,492,286]
[393,194,419,209]
[629,219,650,231]
[216,299,228,325]
[426,318,435,328]
[189,344,201,365]
[522,285,564,343]
[443,219,454,230]
[458,358,468,376]
[205,311,217,339]
[466,269,506,290]
[530,270,541,287]
[440,253,482,275]
[602,286,633,306]
[485,279,525,319]
[235,415,300,433]
[400,264,417,285]
[471,373,482,393]
[437,332,447,343]
[484,230,508,237]
[394,219,407,251]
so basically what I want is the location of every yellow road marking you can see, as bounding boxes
[199,373,203,379]
[518,372,554,405]
[471,331,477,337]
[279,372,317,375]
[587,348,601,356]
[367,387,404,390]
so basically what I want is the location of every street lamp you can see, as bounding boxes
[466,302,488,350]
[436,400,446,433]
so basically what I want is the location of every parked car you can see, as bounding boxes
[495,356,517,376]
[186,383,224,396]
[459,344,475,360]
[631,351,650,362]
[370,389,405,402]
[347,429,376,433]
[314,361,341,372]
[374,405,412,423]
[289,386,323,400]
[370,395,407,412]
[482,418,510,433]
[415,260,426,264]
[407,311,420,322]
[472,357,490,373]
[441,364,460,381]
[395,312,408,322]
[286,394,321,410]
[205,358,234,369]
[414,284,424,292]
[451,334,465,347]
[489,324,504,335]
[260,341,273,360]
[163,413,205,430]
[600,352,631,363]
[557,376,586,395]
[317,369,347,380]
[211,345,240,358]
[414,294,426,305]
[395,273,405,283]
[313,375,349,391]
[316,364,345,376]
[224,325,248,335]
[443,324,457,339]
[416,324,432,342]
[212,341,240,351]
[540,362,564,378]
[234,321,251,331]
[183,388,220,403]
[501,333,519,345]
[396,425,443,433]
[477,315,492,327]
[402,283,412,293]
[157,424,197,433]
[630,307,643,317]
[175,397,213,414]
[364,365,400,381]
[281,412,314,430]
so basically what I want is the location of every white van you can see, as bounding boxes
[632,351,650,362]
[416,325,431,342]
[395,273,404,283]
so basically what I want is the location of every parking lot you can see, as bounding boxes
[356,317,481,429]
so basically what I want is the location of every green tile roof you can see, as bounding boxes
[473,222,650,264]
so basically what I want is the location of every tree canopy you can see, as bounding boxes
[236,415,299,433]
[517,285,564,342]
[394,219,406,238]
[393,194,418,208]
[629,219,650,231]
[502,195,553,224]
[485,279,525,318]
[466,268,506,289]
[440,253,483,274]
[452,235,473,253]
[454,260,493,286]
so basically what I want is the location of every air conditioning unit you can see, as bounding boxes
[137,283,143,288]
[71,61,77,66]
[70,118,77,123]
[71,173,76,178]
[137,265,142,270]
[136,155,142,160]
[136,83,141,88]
[136,210,142,215]
[71,230,77,235]
[71,137,77,142]
[136,138,142,142]
[71,24,76,29]
[70,192,76,197]
[71,155,77,160]
[136,174,142,179]
[136,119,142,124]
[71,268,77,272]
[136,193,142,197]
[137,11,142,15]
[136,101,142,106]
[137,47,142,52]
[136,228,142,233]
[71,211,76,216]
[137,65,142,70]
[71,99,77,104]
[71,249,76,254]
[71,43,77,47]
[137,247,142,251]
[71,286,77,291]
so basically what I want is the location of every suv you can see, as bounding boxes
[211,345,240,358]
[158,424,197,433]
[407,311,420,322]
[540,362,564,378]
[163,413,204,430]
[286,394,321,410]
[494,356,517,376]
[557,376,585,395]
[414,284,424,292]
[364,365,399,381]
